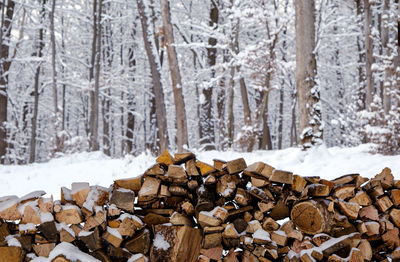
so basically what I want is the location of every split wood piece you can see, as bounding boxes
[391,189,400,207]
[59,228,75,243]
[156,150,174,166]
[0,201,21,220]
[39,221,58,242]
[70,182,90,207]
[254,210,264,221]
[258,201,274,213]
[107,204,121,217]
[213,159,226,171]
[271,230,287,246]
[109,188,135,213]
[170,212,192,226]
[106,245,132,260]
[187,180,199,191]
[357,239,372,261]
[269,200,290,221]
[222,224,239,239]
[320,179,336,192]
[320,233,361,258]
[138,177,161,203]
[225,158,247,174]
[174,151,195,164]
[200,246,223,261]
[224,248,239,262]
[247,220,263,234]
[375,195,393,212]
[262,217,279,232]
[89,250,112,262]
[60,187,72,205]
[349,191,372,206]
[204,174,216,185]
[103,227,122,248]
[364,221,380,236]
[196,161,216,176]
[337,200,360,220]
[143,213,169,226]
[55,205,82,224]
[359,205,379,221]
[312,233,331,247]
[15,235,32,252]
[144,164,165,176]
[228,206,253,217]
[83,210,106,231]
[234,188,251,206]
[123,229,151,254]
[363,180,384,199]
[185,159,200,176]
[382,228,400,249]
[270,170,293,184]
[127,254,148,262]
[292,175,307,194]
[0,247,25,262]
[374,167,394,189]
[281,221,303,241]
[0,223,9,241]
[181,201,194,215]
[136,208,174,216]
[21,205,41,224]
[251,177,269,188]
[203,233,222,249]
[304,176,321,184]
[79,227,101,251]
[332,185,355,200]
[198,213,221,228]
[249,187,270,201]
[244,162,275,179]
[390,208,400,227]
[291,200,335,235]
[166,165,188,184]
[169,185,187,196]
[331,174,360,185]
[307,184,330,197]
[114,177,142,193]
[117,217,137,237]
[33,243,55,257]
[217,174,237,198]
[38,196,54,213]
[150,225,202,262]
[158,185,170,198]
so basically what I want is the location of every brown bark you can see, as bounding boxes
[355,0,366,111]
[295,0,322,147]
[0,0,15,163]
[160,0,188,152]
[382,0,391,114]
[137,0,169,153]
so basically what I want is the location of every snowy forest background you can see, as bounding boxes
[0,0,399,164]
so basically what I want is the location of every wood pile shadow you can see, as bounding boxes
[0,150,399,262]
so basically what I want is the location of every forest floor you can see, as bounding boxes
[0,144,399,200]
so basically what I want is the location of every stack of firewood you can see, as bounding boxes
[0,150,399,262]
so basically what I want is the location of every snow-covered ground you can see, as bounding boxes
[0,144,399,200]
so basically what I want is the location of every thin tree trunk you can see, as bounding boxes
[30,0,46,163]
[227,66,235,148]
[382,0,391,114]
[290,95,298,146]
[295,0,323,148]
[160,0,188,152]
[364,0,374,111]
[355,0,365,111]
[137,0,169,153]
[0,0,15,163]
[200,0,218,150]
[50,0,61,153]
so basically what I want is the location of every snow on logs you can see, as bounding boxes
[0,151,400,261]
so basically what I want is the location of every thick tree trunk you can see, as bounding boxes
[227,66,235,149]
[295,0,323,148]
[137,0,169,153]
[0,0,15,163]
[29,0,46,163]
[364,0,374,111]
[160,0,188,152]
[200,1,218,150]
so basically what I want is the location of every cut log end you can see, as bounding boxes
[291,201,327,235]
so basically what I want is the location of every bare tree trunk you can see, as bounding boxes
[260,90,272,150]
[0,0,15,163]
[355,0,366,111]
[382,0,391,114]
[295,0,323,148]
[364,0,374,111]
[50,0,62,154]
[290,94,298,146]
[137,0,169,153]
[30,0,46,163]
[200,0,218,150]
[160,0,188,152]
[227,66,235,148]
[217,52,228,150]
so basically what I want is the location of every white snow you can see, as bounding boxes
[253,229,271,241]
[20,191,46,202]
[128,254,148,262]
[40,212,54,223]
[153,232,170,251]
[5,235,22,247]
[30,242,101,262]
[0,197,19,212]
[19,223,36,232]
[107,226,122,239]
